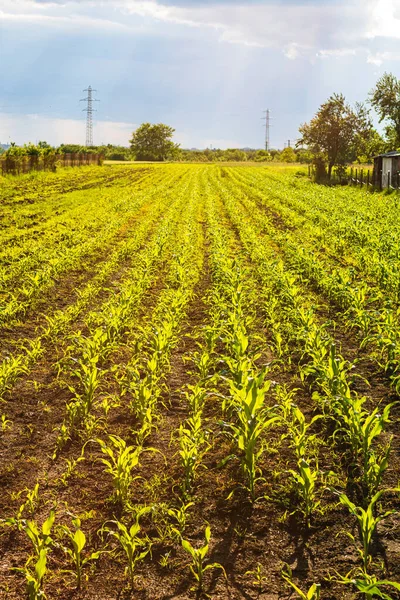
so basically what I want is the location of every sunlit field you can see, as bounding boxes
[1,163,399,599]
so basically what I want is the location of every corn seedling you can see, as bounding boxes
[287,405,322,461]
[15,548,49,600]
[282,564,321,600]
[16,483,40,519]
[60,517,101,589]
[245,562,268,592]
[289,458,321,528]
[229,374,278,500]
[334,568,400,599]
[96,435,143,506]
[166,501,194,535]
[338,490,395,571]
[1,414,12,432]
[23,510,55,558]
[58,455,85,487]
[181,525,226,593]
[101,511,150,589]
[0,354,29,398]
[178,413,210,498]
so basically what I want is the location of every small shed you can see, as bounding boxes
[374,150,400,189]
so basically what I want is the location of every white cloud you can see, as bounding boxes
[367,51,400,66]
[284,43,305,60]
[316,48,358,59]
[1,0,400,64]
[0,112,136,146]
[365,0,400,40]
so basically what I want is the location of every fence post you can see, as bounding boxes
[360,169,363,187]
[355,168,358,185]
[367,169,370,188]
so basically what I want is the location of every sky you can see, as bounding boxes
[0,0,399,149]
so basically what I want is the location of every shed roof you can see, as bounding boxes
[374,150,400,158]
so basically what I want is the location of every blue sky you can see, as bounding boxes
[0,0,399,149]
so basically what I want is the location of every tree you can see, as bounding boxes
[130,123,180,161]
[280,147,296,163]
[222,148,247,162]
[370,73,400,149]
[355,129,385,163]
[298,93,372,179]
[254,149,272,162]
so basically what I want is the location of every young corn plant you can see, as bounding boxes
[96,435,143,507]
[0,354,29,399]
[183,384,208,416]
[289,458,321,528]
[365,442,392,500]
[10,509,55,599]
[245,562,268,593]
[229,374,279,500]
[60,517,101,589]
[287,405,322,461]
[1,413,12,432]
[69,361,104,421]
[23,510,55,557]
[17,549,49,600]
[181,525,226,593]
[17,483,40,519]
[101,511,150,589]
[350,575,400,599]
[166,501,194,536]
[338,490,395,571]
[335,569,400,600]
[334,396,394,499]
[282,564,321,600]
[178,413,210,498]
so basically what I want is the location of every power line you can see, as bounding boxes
[261,109,271,151]
[80,86,99,147]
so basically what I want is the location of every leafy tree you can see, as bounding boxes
[280,147,296,163]
[370,72,400,149]
[298,93,372,179]
[355,129,386,163]
[222,148,247,162]
[58,144,86,154]
[296,148,313,164]
[254,149,272,162]
[269,149,280,160]
[130,123,180,161]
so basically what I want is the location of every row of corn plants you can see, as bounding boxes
[53,172,198,455]
[214,168,399,595]
[0,170,190,404]
[0,168,186,328]
[218,168,400,400]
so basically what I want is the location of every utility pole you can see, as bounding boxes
[261,109,271,151]
[80,86,99,147]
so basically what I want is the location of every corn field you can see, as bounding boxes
[1,163,400,599]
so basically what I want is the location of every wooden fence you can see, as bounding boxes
[0,153,103,176]
[308,165,376,188]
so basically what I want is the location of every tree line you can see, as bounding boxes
[0,142,129,161]
[129,73,400,174]
[2,72,398,174]
[298,72,400,180]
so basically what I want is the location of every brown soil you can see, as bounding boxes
[1,165,400,600]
